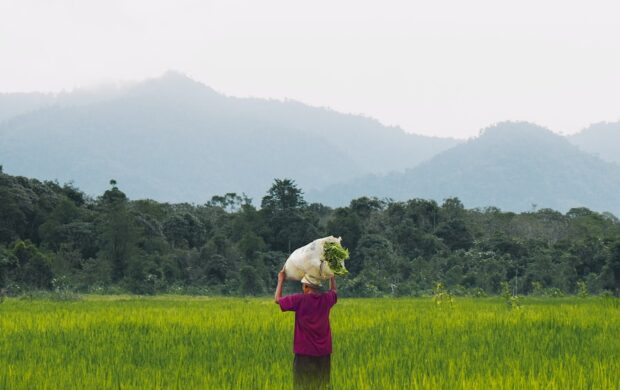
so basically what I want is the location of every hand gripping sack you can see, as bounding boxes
[284,236,342,282]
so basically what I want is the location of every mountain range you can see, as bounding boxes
[568,121,620,165]
[309,122,620,215]
[0,71,457,203]
[1,71,619,215]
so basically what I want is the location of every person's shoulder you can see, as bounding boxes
[279,292,305,311]
[288,293,305,302]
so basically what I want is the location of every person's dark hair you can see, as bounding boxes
[303,282,322,291]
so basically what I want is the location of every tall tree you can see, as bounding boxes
[260,179,319,253]
[261,179,306,211]
[97,181,137,283]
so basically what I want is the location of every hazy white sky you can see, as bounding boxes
[1,0,619,138]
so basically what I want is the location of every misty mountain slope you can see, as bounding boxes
[0,93,55,123]
[0,85,131,124]
[309,122,620,215]
[0,75,360,201]
[120,72,460,174]
[569,121,620,165]
[0,71,457,203]
[229,97,459,175]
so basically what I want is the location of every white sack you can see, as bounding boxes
[284,236,342,281]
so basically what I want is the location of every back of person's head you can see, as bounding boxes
[302,282,321,294]
[301,275,322,292]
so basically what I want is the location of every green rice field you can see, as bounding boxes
[1,296,619,389]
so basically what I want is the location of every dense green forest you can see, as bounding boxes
[1,169,619,297]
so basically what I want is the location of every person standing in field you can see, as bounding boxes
[274,267,337,390]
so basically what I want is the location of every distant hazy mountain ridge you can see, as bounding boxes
[569,122,620,165]
[309,122,620,215]
[0,84,130,123]
[1,72,619,214]
[0,71,458,203]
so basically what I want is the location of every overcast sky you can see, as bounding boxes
[1,0,619,138]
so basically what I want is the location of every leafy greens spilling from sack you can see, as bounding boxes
[322,242,350,276]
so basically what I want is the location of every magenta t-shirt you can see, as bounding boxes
[279,290,337,356]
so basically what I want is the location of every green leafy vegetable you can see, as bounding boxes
[323,242,350,276]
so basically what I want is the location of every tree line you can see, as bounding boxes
[1,171,619,297]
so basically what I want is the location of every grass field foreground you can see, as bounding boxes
[1,296,619,389]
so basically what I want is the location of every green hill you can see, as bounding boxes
[310,122,620,215]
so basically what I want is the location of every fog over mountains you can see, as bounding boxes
[1,71,619,215]
[0,71,457,203]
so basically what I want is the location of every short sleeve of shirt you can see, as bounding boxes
[326,290,337,308]
[279,293,303,312]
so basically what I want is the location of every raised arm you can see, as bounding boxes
[329,276,337,293]
[274,266,286,304]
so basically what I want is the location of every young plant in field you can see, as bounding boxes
[508,295,522,309]
[577,281,588,298]
[432,282,454,308]
[501,281,521,309]
[500,281,511,301]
